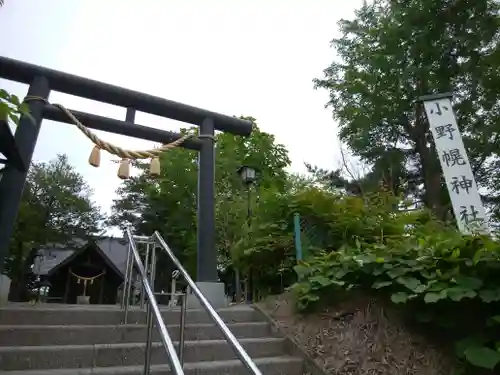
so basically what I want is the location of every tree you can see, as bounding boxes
[5,154,104,300]
[109,128,199,284]
[110,118,291,290]
[214,118,290,299]
[314,0,500,221]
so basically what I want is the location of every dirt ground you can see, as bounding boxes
[257,292,455,375]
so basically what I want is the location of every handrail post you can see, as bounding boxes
[178,293,187,366]
[121,242,132,309]
[123,241,134,324]
[141,242,151,309]
[153,231,262,375]
[143,303,154,375]
[170,272,178,307]
[150,244,157,294]
[126,228,185,375]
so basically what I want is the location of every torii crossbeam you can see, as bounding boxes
[0,56,252,306]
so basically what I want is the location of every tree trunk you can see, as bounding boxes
[419,143,446,219]
[412,104,446,219]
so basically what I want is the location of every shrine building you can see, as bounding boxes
[33,237,128,304]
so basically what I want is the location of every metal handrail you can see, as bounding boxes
[125,228,185,375]
[153,231,262,375]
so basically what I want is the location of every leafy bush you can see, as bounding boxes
[239,185,500,371]
[240,187,423,297]
[0,89,31,126]
[290,221,500,372]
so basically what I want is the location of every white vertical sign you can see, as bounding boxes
[422,95,488,234]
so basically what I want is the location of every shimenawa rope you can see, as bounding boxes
[23,95,193,179]
[69,268,106,297]
[69,269,106,283]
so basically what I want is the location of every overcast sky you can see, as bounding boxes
[0,0,362,218]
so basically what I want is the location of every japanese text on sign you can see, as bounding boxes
[422,96,487,234]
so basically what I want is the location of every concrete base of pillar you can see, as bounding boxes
[186,281,227,309]
[0,274,11,307]
[77,295,90,304]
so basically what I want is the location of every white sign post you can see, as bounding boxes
[421,93,488,234]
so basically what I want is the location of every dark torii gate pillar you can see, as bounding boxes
[0,57,252,307]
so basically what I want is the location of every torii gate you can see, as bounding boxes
[0,56,252,306]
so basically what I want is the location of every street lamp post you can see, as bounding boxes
[237,165,258,303]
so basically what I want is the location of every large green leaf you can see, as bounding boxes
[391,292,408,304]
[464,347,500,369]
[446,287,477,301]
[293,264,311,277]
[424,291,447,303]
[372,280,393,289]
[333,268,347,279]
[386,267,409,279]
[486,316,500,327]
[479,289,500,303]
[309,275,333,287]
[396,276,422,292]
[455,336,487,359]
[426,281,449,292]
[453,275,483,290]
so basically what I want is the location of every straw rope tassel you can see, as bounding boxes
[117,159,130,179]
[22,96,192,179]
[150,157,161,177]
[88,146,101,167]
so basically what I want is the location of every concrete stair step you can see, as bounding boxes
[0,337,287,371]
[0,306,260,326]
[0,356,304,375]
[0,322,272,346]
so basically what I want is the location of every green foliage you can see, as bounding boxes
[288,193,500,372]
[110,134,199,280]
[101,0,500,372]
[314,0,500,221]
[110,118,291,287]
[229,182,415,298]
[303,3,500,368]
[6,154,103,300]
[0,89,31,127]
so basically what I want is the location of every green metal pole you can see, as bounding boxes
[293,213,303,262]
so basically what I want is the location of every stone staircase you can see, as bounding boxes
[0,304,305,375]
